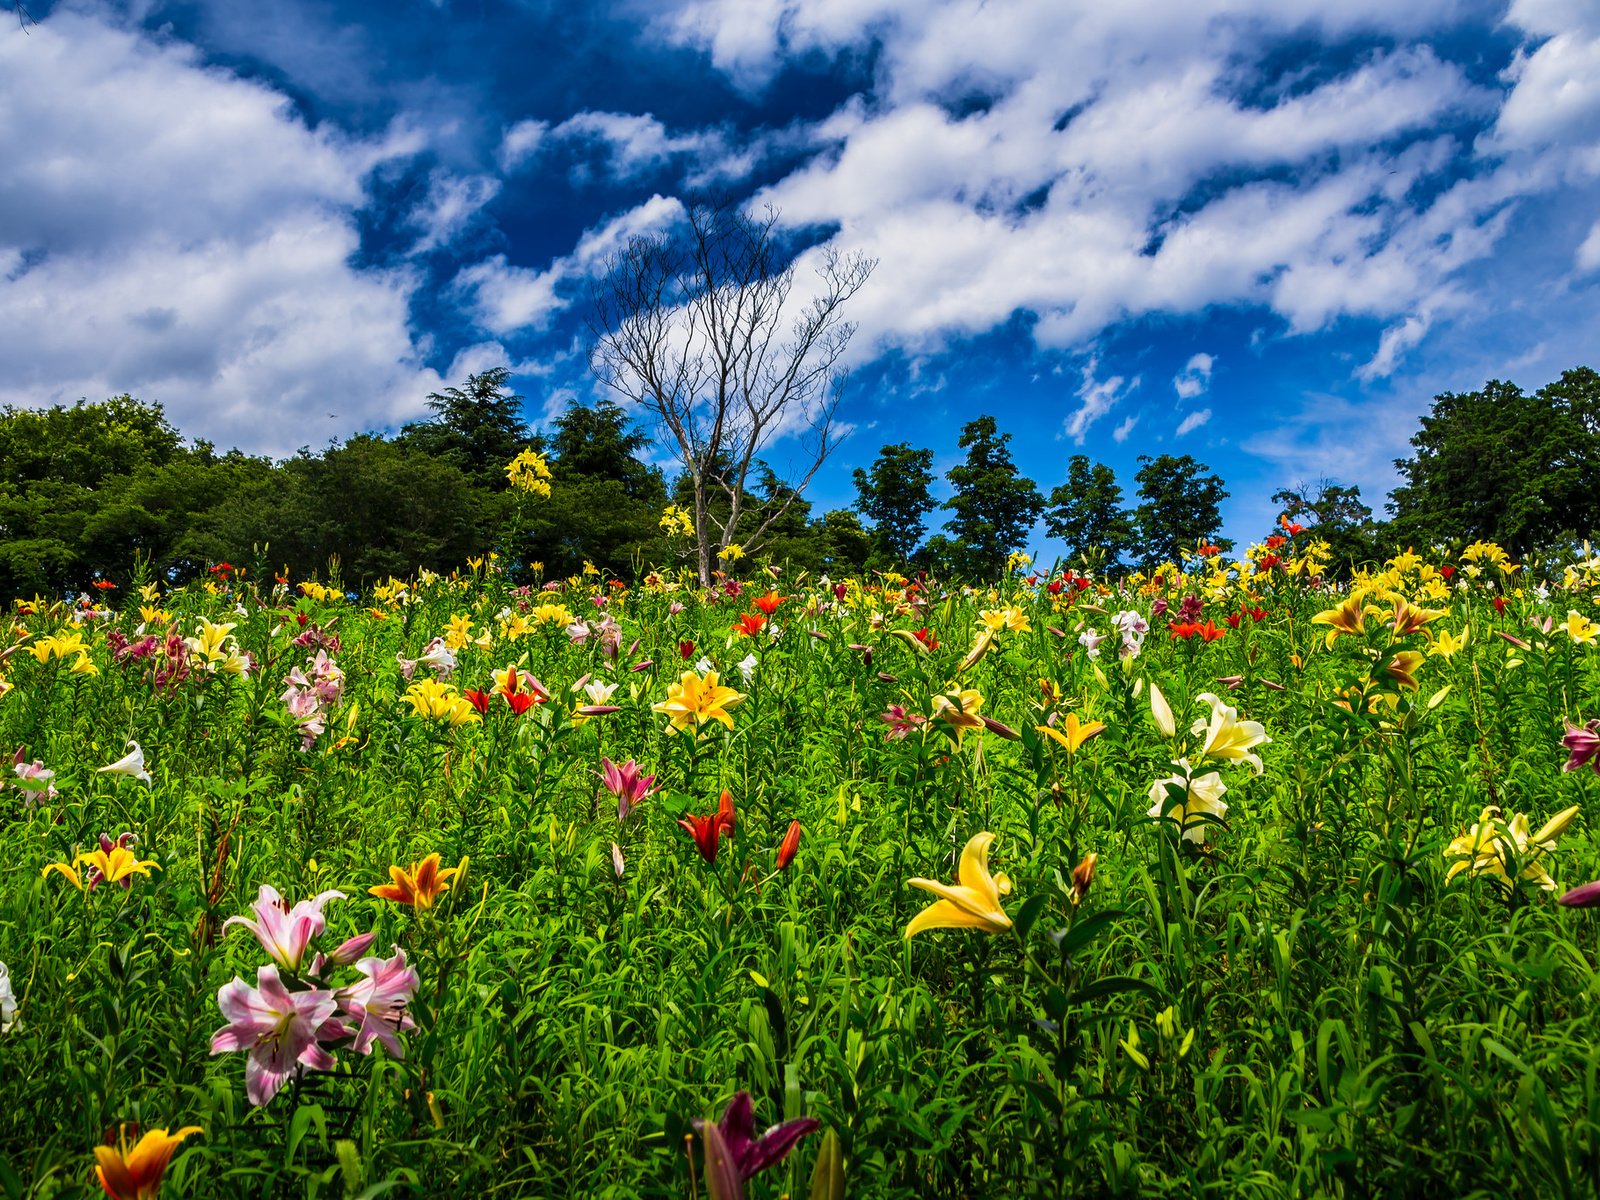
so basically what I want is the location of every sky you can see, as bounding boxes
[2,0,1599,555]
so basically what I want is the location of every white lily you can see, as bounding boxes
[98,740,152,785]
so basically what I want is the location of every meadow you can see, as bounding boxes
[3,533,1600,1199]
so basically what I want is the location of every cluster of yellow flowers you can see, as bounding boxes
[506,448,553,497]
[659,505,695,538]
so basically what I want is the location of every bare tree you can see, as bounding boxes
[589,202,876,584]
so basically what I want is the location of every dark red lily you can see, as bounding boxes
[678,791,737,863]
[694,1092,820,1185]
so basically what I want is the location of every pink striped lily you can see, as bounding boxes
[599,757,659,820]
[223,885,346,972]
[210,965,347,1106]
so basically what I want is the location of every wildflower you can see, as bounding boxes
[0,960,18,1032]
[931,687,985,742]
[224,885,346,972]
[94,1125,202,1200]
[776,820,802,871]
[905,831,1013,937]
[1563,719,1600,774]
[1431,626,1469,658]
[1444,805,1579,892]
[1564,611,1598,646]
[735,653,759,685]
[1147,759,1229,843]
[1149,682,1175,738]
[11,747,57,806]
[98,741,151,785]
[492,665,547,715]
[1036,712,1106,754]
[599,757,659,820]
[717,543,745,563]
[1383,650,1424,691]
[1559,880,1600,907]
[43,840,161,891]
[340,948,420,1057]
[694,1092,820,1186]
[678,792,737,863]
[977,606,1030,634]
[1311,594,1367,648]
[1077,627,1105,657]
[369,853,464,910]
[611,843,626,879]
[879,704,927,740]
[1167,621,1201,641]
[652,670,746,733]
[1070,852,1097,905]
[401,679,480,727]
[1190,693,1270,775]
[211,966,344,1106]
[751,591,785,616]
[505,448,553,497]
[733,612,767,638]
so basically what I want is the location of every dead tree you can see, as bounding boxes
[589,202,875,585]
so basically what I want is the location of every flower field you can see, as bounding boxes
[5,538,1600,1198]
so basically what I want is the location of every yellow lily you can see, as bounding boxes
[95,1124,202,1200]
[652,670,746,732]
[1445,804,1579,892]
[932,687,985,742]
[1430,626,1469,658]
[403,679,481,726]
[1036,712,1106,754]
[1383,650,1425,691]
[1564,611,1598,646]
[1310,594,1368,649]
[905,832,1013,938]
[1190,693,1270,775]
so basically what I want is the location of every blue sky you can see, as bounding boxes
[3,0,1599,553]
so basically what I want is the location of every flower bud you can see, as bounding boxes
[1070,852,1097,905]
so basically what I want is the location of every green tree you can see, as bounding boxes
[852,442,937,568]
[1389,368,1600,556]
[1131,453,1231,567]
[398,367,530,486]
[1270,481,1381,578]
[1044,455,1138,570]
[940,416,1045,580]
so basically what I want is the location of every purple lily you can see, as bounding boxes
[210,965,346,1106]
[693,1092,820,1184]
[599,757,659,820]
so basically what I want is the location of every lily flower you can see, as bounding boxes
[905,831,1013,938]
[678,792,737,864]
[1036,712,1106,754]
[694,1092,820,1187]
[339,948,419,1057]
[1190,693,1270,775]
[98,741,151,785]
[210,965,345,1106]
[1310,594,1368,648]
[931,687,985,743]
[599,757,659,820]
[879,704,927,740]
[1445,805,1580,892]
[94,1124,202,1200]
[776,820,802,871]
[223,885,346,972]
[43,841,161,891]
[1559,879,1600,907]
[1563,719,1600,774]
[1383,650,1424,691]
[0,960,16,1032]
[652,669,746,733]
[1147,759,1229,843]
[369,853,465,910]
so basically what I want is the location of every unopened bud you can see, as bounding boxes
[1071,852,1097,905]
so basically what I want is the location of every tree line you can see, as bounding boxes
[1,364,1595,595]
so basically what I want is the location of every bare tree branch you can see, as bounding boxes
[588,201,875,584]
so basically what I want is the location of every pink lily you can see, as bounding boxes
[599,757,659,820]
[210,965,346,1106]
[340,948,420,1058]
[223,885,346,972]
[1562,719,1600,775]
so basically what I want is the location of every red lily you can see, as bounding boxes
[1196,619,1226,642]
[751,591,785,616]
[1168,621,1201,640]
[678,791,738,863]
[732,612,768,638]
[776,820,802,871]
[462,689,492,715]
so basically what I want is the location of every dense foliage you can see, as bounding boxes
[4,533,1600,1197]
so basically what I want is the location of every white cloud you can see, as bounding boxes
[0,11,442,455]
[1112,414,1140,443]
[1579,219,1600,272]
[499,110,735,183]
[1173,352,1214,399]
[408,171,501,253]
[1064,359,1137,443]
[1175,408,1212,436]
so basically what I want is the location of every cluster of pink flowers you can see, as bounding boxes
[281,650,345,751]
[290,621,341,654]
[106,628,192,692]
[211,885,419,1106]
